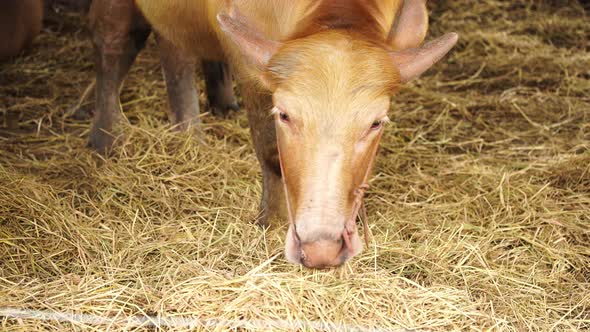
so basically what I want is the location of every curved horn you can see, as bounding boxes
[390,32,459,83]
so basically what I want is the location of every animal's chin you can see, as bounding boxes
[283,224,364,267]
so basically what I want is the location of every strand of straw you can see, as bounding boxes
[0,307,413,331]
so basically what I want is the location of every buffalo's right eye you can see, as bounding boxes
[370,120,382,130]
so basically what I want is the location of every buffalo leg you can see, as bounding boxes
[157,35,200,131]
[202,61,239,118]
[88,0,150,153]
[240,84,287,226]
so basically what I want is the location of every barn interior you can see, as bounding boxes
[0,0,589,330]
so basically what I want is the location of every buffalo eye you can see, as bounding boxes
[279,111,290,123]
[370,120,382,130]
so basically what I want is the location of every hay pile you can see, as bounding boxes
[1,0,588,330]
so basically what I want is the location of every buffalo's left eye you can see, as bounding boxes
[370,120,382,130]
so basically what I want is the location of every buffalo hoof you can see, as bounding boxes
[210,101,240,118]
[88,127,118,155]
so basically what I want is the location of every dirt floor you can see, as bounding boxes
[1,1,589,331]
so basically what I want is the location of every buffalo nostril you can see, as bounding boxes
[299,238,346,268]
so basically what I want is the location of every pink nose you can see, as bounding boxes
[299,238,347,268]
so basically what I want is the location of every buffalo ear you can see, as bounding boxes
[217,12,281,70]
[388,0,428,50]
[390,32,459,83]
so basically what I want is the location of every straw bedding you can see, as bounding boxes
[1,0,588,330]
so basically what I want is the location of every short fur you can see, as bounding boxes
[290,0,396,42]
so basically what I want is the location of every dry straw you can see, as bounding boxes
[1,0,589,330]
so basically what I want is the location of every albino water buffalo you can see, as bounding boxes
[89,0,458,268]
[0,0,44,60]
